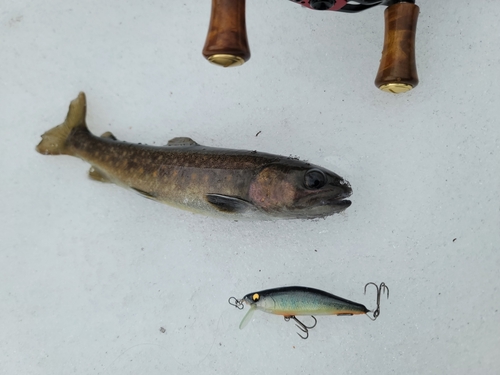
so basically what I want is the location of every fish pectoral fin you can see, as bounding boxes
[166,137,199,147]
[88,167,111,183]
[131,187,157,200]
[100,131,118,141]
[206,194,254,214]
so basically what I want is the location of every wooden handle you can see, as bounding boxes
[202,0,250,67]
[375,3,419,93]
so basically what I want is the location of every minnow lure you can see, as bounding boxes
[228,282,389,339]
[36,93,352,220]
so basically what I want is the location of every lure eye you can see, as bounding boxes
[304,169,327,189]
[252,293,260,301]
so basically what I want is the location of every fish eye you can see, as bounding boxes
[252,293,260,301]
[304,169,327,189]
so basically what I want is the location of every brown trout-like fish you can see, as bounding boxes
[36,93,352,219]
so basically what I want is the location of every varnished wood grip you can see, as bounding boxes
[202,0,250,67]
[375,3,419,93]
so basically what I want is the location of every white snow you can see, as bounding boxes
[1,1,499,374]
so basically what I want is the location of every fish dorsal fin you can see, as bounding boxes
[206,194,254,214]
[167,137,199,147]
[100,131,118,141]
[88,166,111,183]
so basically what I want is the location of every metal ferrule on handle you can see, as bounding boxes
[202,0,250,67]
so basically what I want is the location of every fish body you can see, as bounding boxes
[36,93,352,219]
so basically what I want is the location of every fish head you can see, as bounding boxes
[248,162,352,219]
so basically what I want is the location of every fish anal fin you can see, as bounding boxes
[131,187,157,200]
[206,194,253,214]
[167,137,199,147]
[100,131,118,141]
[88,167,111,183]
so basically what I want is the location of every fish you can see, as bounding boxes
[36,92,352,219]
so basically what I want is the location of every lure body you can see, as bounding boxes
[231,283,389,338]
[36,93,352,220]
[243,286,368,316]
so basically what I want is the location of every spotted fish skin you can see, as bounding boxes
[36,93,352,219]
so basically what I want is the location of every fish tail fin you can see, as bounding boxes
[36,92,88,155]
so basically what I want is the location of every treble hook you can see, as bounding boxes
[364,282,389,321]
[228,296,244,310]
[284,315,318,339]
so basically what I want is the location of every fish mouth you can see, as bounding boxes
[292,184,352,217]
[320,188,353,207]
[311,193,352,210]
[305,183,352,207]
[325,198,352,208]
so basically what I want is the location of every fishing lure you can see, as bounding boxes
[228,282,389,339]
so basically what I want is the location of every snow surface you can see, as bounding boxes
[1,1,499,374]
